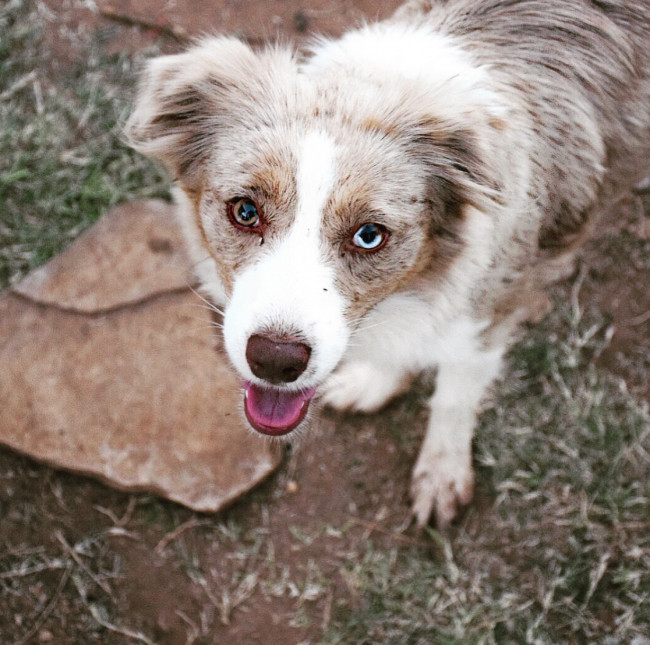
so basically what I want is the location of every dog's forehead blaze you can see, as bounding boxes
[294,129,337,216]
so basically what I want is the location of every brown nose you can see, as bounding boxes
[245,334,311,384]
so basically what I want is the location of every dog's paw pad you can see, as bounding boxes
[410,453,474,528]
[320,362,405,413]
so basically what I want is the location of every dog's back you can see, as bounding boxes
[396,0,650,252]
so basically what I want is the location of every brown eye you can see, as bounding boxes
[350,222,389,252]
[228,198,261,230]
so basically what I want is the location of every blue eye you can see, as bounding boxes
[351,223,389,251]
[229,198,261,229]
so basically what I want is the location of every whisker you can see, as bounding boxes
[195,323,225,331]
[187,283,225,316]
[185,302,225,315]
[350,318,390,337]
[182,313,225,330]
[189,254,211,268]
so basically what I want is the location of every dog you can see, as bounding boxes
[126,0,650,527]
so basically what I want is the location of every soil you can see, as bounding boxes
[1,2,649,644]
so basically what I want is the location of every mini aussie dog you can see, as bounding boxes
[126,0,650,527]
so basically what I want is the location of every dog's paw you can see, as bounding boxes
[320,361,408,413]
[410,451,474,528]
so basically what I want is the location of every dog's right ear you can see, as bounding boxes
[125,37,261,188]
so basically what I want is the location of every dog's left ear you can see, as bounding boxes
[125,37,292,188]
[409,121,503,222]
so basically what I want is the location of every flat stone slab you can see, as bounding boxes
[13,200,192,313]
[0,200,280,511]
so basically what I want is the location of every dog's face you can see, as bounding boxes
[127,37,499,437]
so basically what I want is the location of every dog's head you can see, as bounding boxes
[126,35,504,437]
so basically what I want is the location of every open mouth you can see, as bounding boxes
[243,382,316,437]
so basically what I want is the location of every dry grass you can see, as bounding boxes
[324,299,650,643]
[0,0,169,289]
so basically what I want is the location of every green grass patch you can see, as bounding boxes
[0,0,170,289]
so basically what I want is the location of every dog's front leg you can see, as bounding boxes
[410,344,504,527]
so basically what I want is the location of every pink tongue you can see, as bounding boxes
[244,383,315,436]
